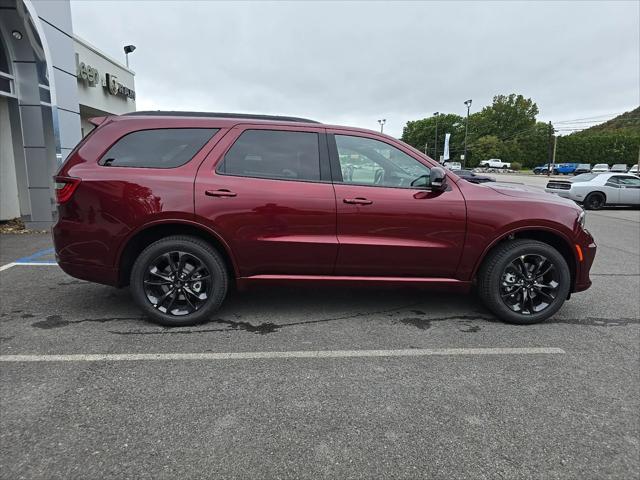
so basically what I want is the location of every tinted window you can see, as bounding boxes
[571,173,597,182]
[100,128,218,168]
[219,130,320,181]
[335,135,430,188]
[618,176,640,186]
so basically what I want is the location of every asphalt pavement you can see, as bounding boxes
[1,186,638,479]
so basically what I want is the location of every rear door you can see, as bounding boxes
[328,131,466,278]
[194,125,338,277]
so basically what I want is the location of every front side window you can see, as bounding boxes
[218,130,321,181]
[616,176,640,186]
[100,128,218,168]
[335,135,430,188]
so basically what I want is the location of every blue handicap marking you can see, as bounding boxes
[15,247,57,265]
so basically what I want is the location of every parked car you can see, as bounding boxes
[629,165,639,176]
[591,163,610,173]
[454,169,495,183]
[533,164,552,175]
[53,111,595,326]
[545,172,640,209]
[554,163,579,175]
[573,164,591,175]
[610,164,628,173]
[479,158,511,169]
[444,161,462,171]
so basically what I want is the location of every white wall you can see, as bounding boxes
[0,96,21,220]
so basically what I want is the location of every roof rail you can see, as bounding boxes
[121,111,320,124]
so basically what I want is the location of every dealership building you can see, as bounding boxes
[1,0,136,226]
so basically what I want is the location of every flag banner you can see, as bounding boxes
[443,133,451,161]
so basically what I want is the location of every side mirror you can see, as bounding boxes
[430,167,447,192]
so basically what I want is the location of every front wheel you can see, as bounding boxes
[478,240,570,324]
[130,235,228,326]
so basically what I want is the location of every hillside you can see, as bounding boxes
[581,106,640,134]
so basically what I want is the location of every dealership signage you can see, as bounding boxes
[75,54,135,100]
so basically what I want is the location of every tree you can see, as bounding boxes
[469,135,504,166]
[469,94,539,141]
[401,113,465,160]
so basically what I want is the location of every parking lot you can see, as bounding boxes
[1,176,639,479]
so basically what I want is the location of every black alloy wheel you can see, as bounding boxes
[499,254,559,315]
[584,192,605,210]
[143,251,211,316]
[478,239,570,324]
[131,236,228,326]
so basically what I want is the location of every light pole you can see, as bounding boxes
[463,99,472,168]
[377,119,386,133]
[433,112,439,162]
[124,45,136,68]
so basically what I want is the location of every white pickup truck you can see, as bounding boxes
[479,158,511,169]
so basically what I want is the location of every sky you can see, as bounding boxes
[70,0,639,138]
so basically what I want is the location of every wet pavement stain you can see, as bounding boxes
[400,317,432,330]
[459,323,481,333]
[31,315,142,329]
[20,313,34,319]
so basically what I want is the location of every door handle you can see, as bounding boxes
[205,189,237,198]
[343,197,373,205]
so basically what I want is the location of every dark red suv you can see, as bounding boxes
[53,112,596,326]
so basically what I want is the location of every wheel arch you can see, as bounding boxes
[473,227,577,288]
[116,221,238,287]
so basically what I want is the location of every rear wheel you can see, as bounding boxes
[130,236,228,326]
[478,240,570,324]
[584,192,605,210]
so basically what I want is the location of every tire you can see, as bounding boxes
[477,239,570,325]
[130,235,228,326]
[584,192,605,210]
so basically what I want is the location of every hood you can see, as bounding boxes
[485,182,579,208]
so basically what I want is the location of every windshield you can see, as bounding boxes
[594,164,608,168]
[571,173,598,182]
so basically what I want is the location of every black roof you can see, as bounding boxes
[122,111,320,124]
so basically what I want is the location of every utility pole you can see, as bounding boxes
[424,143,428,155]
[377,119,386,133]
[463,99,472,168]
[551,135,558,176]
[547,121,554,177]
[433,112,439,162]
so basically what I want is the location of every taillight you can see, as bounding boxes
[54,176,81,204]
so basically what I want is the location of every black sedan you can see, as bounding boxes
[455,169,496,184]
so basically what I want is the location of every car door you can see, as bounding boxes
[328,131,466,278]
[194,125,338,277]
[616,176,640,204]
[603,176,622,204]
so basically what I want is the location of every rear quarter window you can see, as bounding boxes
[100,128,218,168]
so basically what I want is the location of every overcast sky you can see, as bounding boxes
[70,1,639,137]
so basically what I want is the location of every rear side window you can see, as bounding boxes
[218,130,320,181]
[100,128,218,168]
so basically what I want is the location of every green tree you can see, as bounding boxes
[472,94,539,141]
[401,113,464,160]
[469,135,504,166]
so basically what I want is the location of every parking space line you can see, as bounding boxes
[0,262,58,271]
[0,347,565,363]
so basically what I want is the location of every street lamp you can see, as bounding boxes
[377,119,386,133]
[124,45,136,68]
[433,112,439,162]
[463,99,472,168]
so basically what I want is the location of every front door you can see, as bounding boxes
[616,175,640,204]
[328,132,466,278]
[195,125,338,277]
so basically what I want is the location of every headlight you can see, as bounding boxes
[577,210,586,229]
